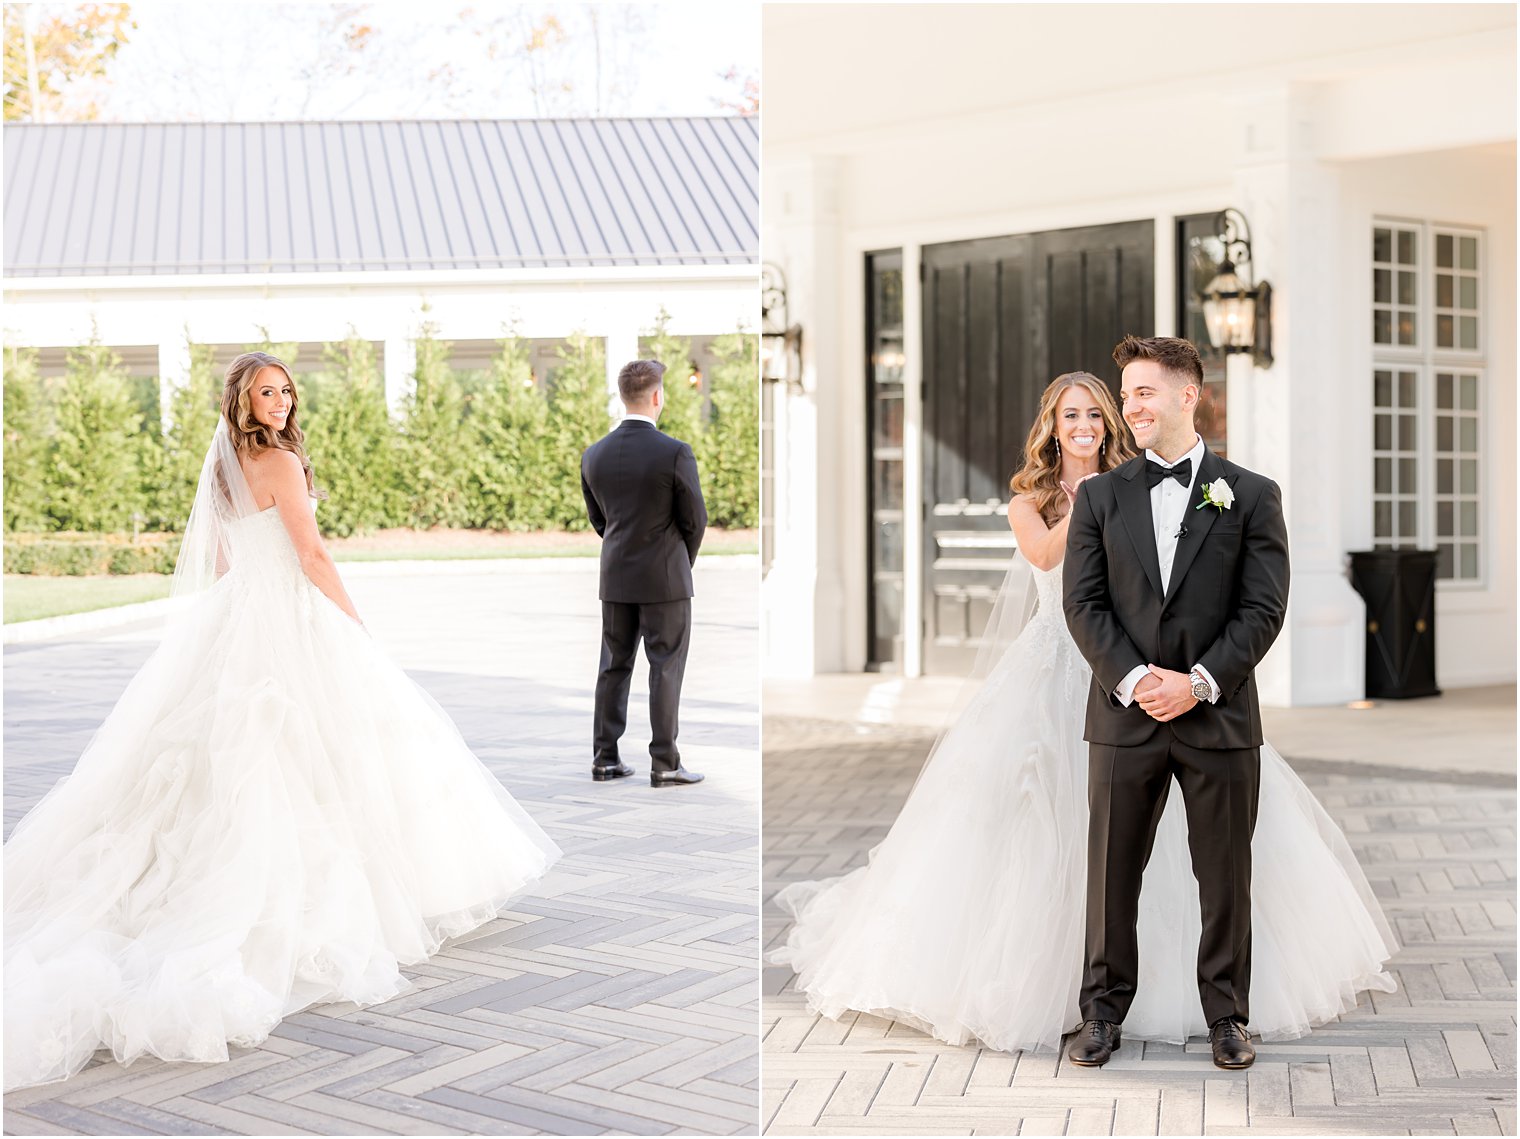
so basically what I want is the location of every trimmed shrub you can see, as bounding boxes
[698,331,760,528]
[45,338,150,532]
[5,532,181,576]
[303,333,405,536]
[149,340,221,531]
[467,332,554,530]
[640,308,703,447]
[398,320,475,529]
[546,332,610,531]
[4,345,50,532]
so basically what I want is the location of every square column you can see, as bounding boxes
[383,334,412,415]
[1230,85,1364,707]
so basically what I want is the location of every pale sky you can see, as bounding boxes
[39,1,759,121]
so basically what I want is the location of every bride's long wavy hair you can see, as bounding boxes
[1009,371,1135,525]
[221,352,322,498]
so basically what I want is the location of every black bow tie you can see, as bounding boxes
[1144,457,1192,489]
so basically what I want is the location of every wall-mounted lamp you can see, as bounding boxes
[761,262,804,389]
[688,364,703,389]
[1200,208,1273,368]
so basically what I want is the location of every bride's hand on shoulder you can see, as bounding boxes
[1059,472,1099,506]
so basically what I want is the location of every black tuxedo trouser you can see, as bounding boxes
[1081,732,1261,1028]
[593,599,691,775]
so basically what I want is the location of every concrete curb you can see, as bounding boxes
[3,554,759,644]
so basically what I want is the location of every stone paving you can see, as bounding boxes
[762,713,1517,1137]
[4,558,760,1136]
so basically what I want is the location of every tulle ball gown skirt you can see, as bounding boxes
[773,610,1397,1053]
[4,541,561,1091]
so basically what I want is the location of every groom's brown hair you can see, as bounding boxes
[618,359,667,403]
[1112,335,1204,386]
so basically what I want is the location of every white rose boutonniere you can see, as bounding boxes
[1196,478,1235,512]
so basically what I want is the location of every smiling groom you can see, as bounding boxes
[1062,335,1290,1071]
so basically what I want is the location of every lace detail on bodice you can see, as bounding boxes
[223,503,316,598]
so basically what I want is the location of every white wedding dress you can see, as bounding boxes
[5,427,561,1091]
[773,561,1397,1052]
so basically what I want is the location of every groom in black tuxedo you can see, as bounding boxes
[581,359,708,787]
[1062,336,1290,1070]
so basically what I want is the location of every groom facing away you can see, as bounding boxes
[581,359,708,787]
[1062,335,1290,1070]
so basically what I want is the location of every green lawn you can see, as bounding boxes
[4,574,172,624]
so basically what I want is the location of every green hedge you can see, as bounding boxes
[4,319,759,557]
[4,532,181,576]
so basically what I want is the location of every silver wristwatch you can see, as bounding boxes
[1189,670,1212,702]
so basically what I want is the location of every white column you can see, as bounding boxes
[157,333,192,431]
[605,326,640,417]
[1232,84,1364,707]
[383,334,412,415]
[760,155,844,677]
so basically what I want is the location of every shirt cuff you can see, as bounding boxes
[1115,664,1150,707]
[1191,663,1221,704]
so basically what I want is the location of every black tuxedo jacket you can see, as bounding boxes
[580,420,707,604]
[1062,448,1289,750]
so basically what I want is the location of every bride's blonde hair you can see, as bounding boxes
[1010,371,1134,524]
[221,352,321,497]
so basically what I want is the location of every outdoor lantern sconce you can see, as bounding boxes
[1200,208,1273,369]
[761,262,804,389]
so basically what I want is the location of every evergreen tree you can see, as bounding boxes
[3,344,50,532]
[304,332,403,536]
[152,340,221,530]
[468,331,553,530]
[698,331,760,528]
[398,319,473,528]
[640,307,704,445]
[546,332,611,529]
[46,337,147,531]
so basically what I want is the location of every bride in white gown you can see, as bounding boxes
[5,352,561,1091]
[772,371,1397,1053]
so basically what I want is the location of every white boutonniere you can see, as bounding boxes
[1195,478,1235,512]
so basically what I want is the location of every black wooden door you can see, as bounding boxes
[921,219,1153,674]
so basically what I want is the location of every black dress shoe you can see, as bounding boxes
[592,762,634,781]
[1209,1017,1256,1069]
[650,767,704,787]
[1067,1020,1122,1066]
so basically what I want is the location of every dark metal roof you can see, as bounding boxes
[3,118,758,277]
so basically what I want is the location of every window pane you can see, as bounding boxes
[1460,500,1477,537]
[1460,543,1478,579]
[1373,228,1391,262]
[1373,268,1390,303]
[1460,459,1478,494]
[1437,501,1453,536]
[1397,313,1416,345]
[1399,271,1417,306]
[1374,457,1392,494]
[1436,314,1453,347]
[1436,373,1453,408]
[1398,500,1417,536]
[1373,310,1391,344]
[1374,500,1392,537]
[1436,458,1453,494]
[1460,417,1477,452]
[1459,236,1478,270]
[1435,274,1453,307]
[1373,370,1392,406]
[1460,374,1477,411]
[1398,372,1416,407]
[1374,414,1391,450]
[1436,544,1454,579]
[1399,230,1417,265]
[1436,232,1453,267]
[1459,316,1478,350]
[1436,417,1453,451]
[1398,457,1417,493]
[1400,415,1417,450]
[1459,276,1477,309]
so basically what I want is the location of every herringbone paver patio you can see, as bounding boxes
[4,559,760,1136]
[762,715,1516,1137]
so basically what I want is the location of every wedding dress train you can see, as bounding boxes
[6,484,560,1090]
[773,563,1397,1052]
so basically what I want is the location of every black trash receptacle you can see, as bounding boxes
[1347,549,1441,699]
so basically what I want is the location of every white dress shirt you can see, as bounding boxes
[620,413,658,427]
[1114,433,1221,707]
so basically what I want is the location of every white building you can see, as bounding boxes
[3,117,757,407]
[761,4,1515,704]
